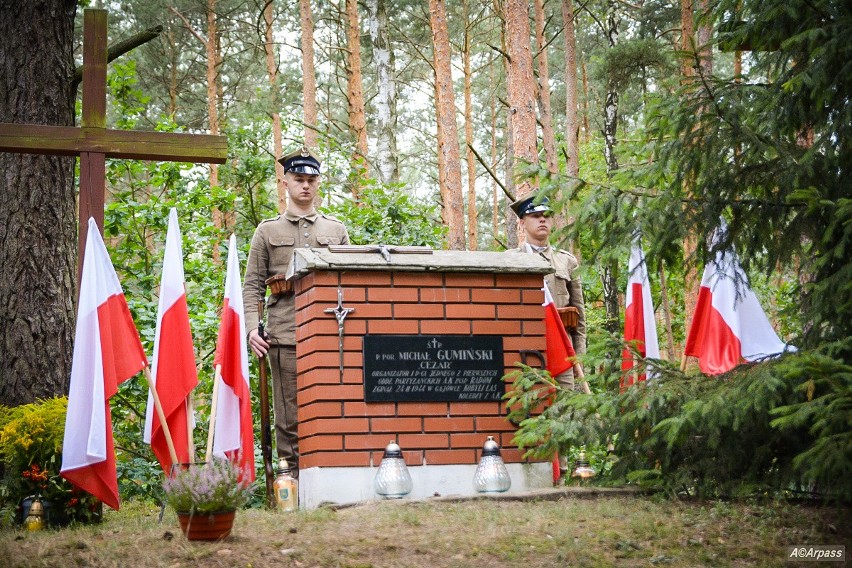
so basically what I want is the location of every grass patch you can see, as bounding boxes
[0,496,847,567]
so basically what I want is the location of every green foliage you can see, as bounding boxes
[593,38,675,93]
[0,398,101,525]
[504,342,852,501]
[100,63,253,504]
[324,181,447,247]
[635,0,852,350]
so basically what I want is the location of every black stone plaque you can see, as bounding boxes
[363,335,505,402]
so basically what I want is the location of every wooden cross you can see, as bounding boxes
[0,9,227,280]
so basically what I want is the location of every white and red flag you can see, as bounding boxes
[144,208,198,473]
[621,235,660,390]
[61,218,148,510]
[543,281,577,485]
[543,280,576,377]
[684,236,791,375]
[211,235,255,482]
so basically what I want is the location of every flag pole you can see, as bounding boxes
[574,361,592,394]
[205,364,223,462]
[679,352,688,372]
[186,396,195,463]
[142,366,180,468]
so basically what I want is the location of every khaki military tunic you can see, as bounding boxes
[507,244,586,355]
[243,211,350,345]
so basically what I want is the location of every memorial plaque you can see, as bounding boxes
[363,335,505,402]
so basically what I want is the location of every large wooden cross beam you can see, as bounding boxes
[0,9,227,280]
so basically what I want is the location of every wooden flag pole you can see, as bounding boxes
[680,353,689,372]
[574,361,592,395]
[205,364,223,463]
[186,396,195,463]
[142,366,180,468]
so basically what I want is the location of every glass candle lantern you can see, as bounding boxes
[374,441,413,499]
[473,436,512,493]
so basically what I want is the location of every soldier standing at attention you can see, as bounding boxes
[243,146,350,478]
[506,195,587,391]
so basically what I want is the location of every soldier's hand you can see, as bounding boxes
[248,328,270,358]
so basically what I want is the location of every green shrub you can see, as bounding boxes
[504,339,852,501]
[0,397,101,526]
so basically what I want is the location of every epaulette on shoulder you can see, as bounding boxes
[319,212,343,224]
[259,215,281,225]
[554,248,578,260]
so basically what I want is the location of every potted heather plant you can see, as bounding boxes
[163,457,253,541]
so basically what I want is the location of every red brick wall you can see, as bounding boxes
[294,270,546,470]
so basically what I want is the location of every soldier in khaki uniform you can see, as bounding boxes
[506,195,587,391]
[243,147,350,476]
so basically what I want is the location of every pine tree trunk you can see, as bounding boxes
[429,0,465,250]
[263,0,286,206]
[490,63,500,249]
[345,0,368,192]
[533,0,557,175]
[463,0,477,250]
[602,1,621,334]
[506,0,538,208]
[205,0,224,235]
[680,0,699,362]
[562,0,579,178]
[300,0,318,149]
[498,5,518,249]
[367,0,398,185]
[0,0,77,405]
[680,0,695,78]
[166,28,178,116]
[697,0,712,78]
[580,57,591,142]
[659,261,677,361]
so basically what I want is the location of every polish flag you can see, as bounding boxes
[61,218,148,510]
[684,246,791,375]
[621,236,660,390]
[211,235,255,482]
[543,280,576,485]
[144,209,198,473]
[544,280,576,377]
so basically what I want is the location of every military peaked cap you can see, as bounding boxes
[279,146,321,175]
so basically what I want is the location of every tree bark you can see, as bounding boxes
[206,0,224,235]
[659,261,676,361]
[680,0,699,362]
[697,0,712,78]
[0,0,78,405]
[580,56,591,142]
[463,0,477,250]
[300,0,318,150]
[602,0,621,334]
[533,0,557,175]
[429,0,465,250]
[680,0,695,78]
[497,0,518,249]
[562,0,579,178]
[505,0,538,208]
[263,0,286,207]
[345,0,368,192]
[491,72,500,249]
[367,0,399,185]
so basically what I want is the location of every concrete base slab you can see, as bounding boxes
[299,462,552,510]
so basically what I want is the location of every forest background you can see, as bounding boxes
[0,0,849,507]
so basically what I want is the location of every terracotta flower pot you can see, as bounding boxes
[176,510,235,541]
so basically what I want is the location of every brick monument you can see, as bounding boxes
[288,247,554,508]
